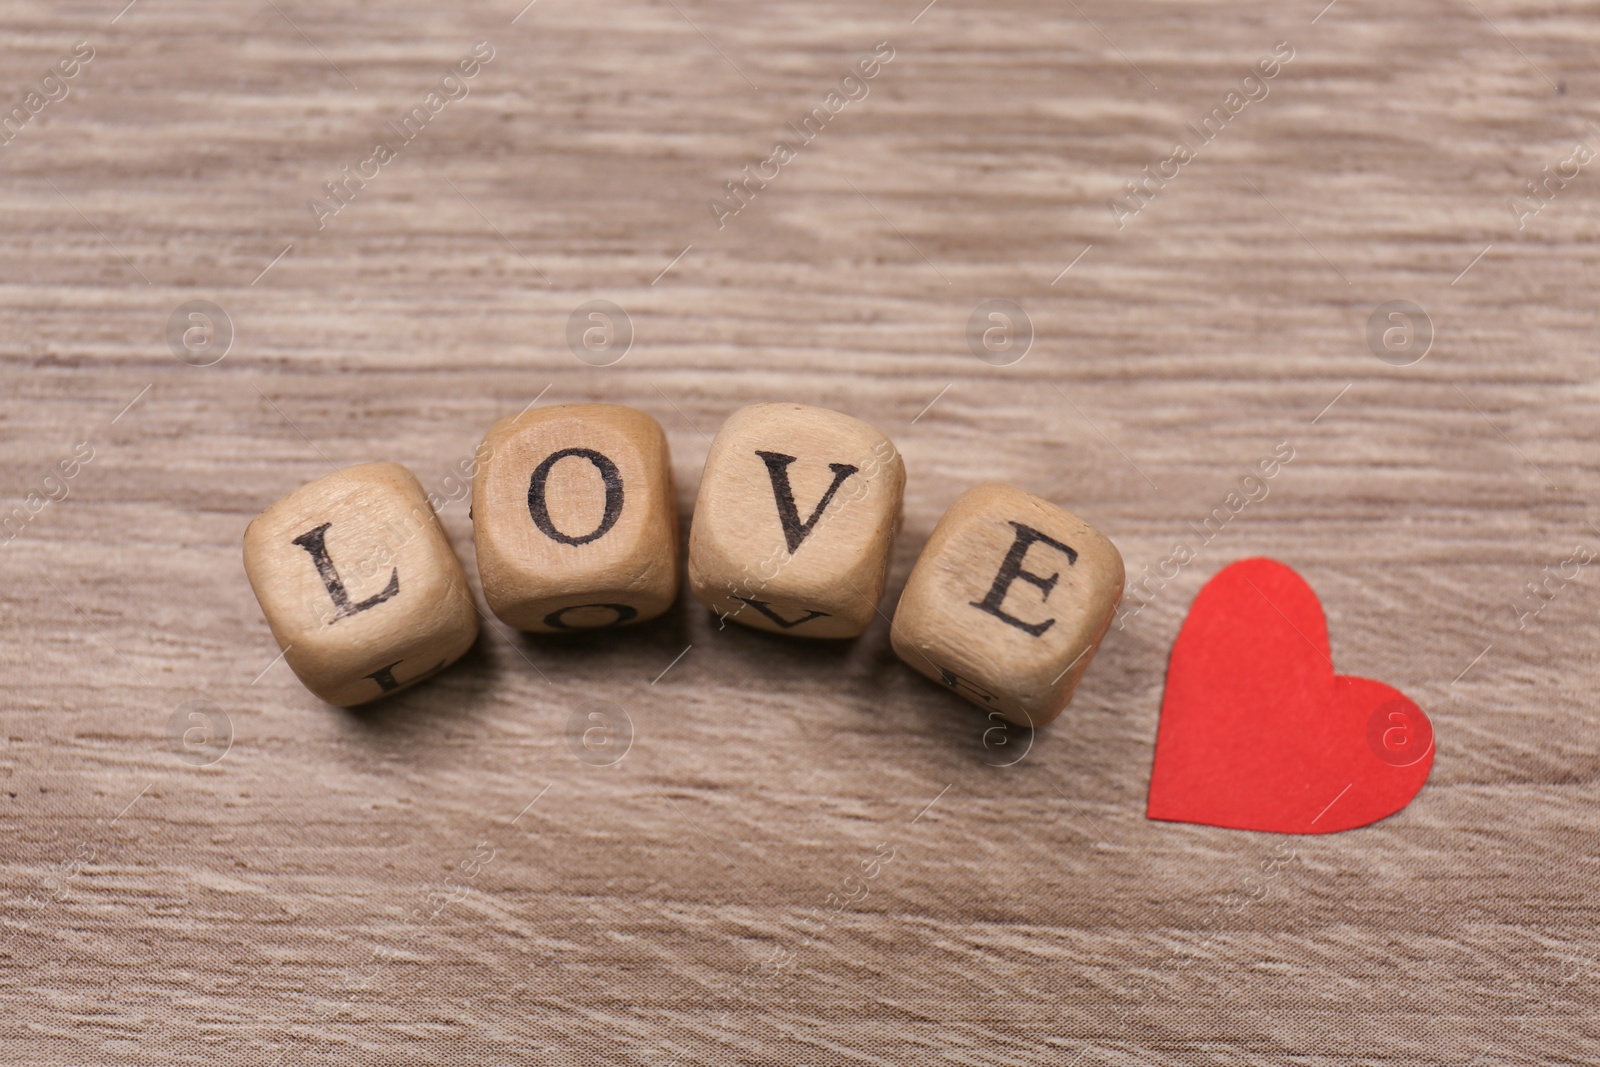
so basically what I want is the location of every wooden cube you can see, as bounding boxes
[243,462,479,707]
[472,404,678,632]
[890,484,1124,727]
[688,402,905,639]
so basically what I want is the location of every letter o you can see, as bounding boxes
[543,603,639,630]
[527,448,623,545]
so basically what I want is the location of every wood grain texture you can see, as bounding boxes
[1,0,1597,1063]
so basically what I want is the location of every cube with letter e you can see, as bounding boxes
[890,483,1124,727]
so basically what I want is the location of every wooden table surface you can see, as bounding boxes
[3,0,1597,1062]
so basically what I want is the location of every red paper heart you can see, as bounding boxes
[1147,558,1433,834]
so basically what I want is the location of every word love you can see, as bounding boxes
[243,403,1125,725]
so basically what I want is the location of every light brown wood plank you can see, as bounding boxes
[2,0,1598,1062]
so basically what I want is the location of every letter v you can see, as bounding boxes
[731,595,830,629]
[755,450,859,553]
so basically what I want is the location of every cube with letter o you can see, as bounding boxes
[472,404,679,633]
